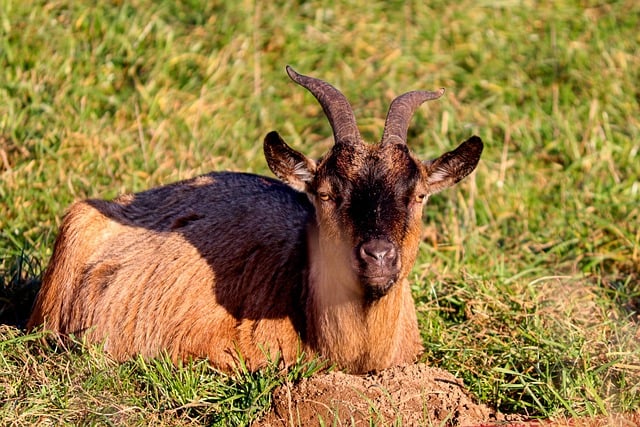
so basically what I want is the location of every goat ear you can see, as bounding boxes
[423,135,483,194]
[264,131,317,192]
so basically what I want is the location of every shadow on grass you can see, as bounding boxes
[0,251,42,328]
[621,275,639,321]
[598,267,640,324]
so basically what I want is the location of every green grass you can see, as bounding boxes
[0,325,325,425]
[1,0,639,424]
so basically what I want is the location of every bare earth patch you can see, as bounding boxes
[258,363,521,426]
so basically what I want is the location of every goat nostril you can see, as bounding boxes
[359,240,397,264]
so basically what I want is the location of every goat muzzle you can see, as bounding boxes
[357,239,400,298]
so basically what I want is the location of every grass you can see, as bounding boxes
[0,325,325,425]
[1,0,639,424]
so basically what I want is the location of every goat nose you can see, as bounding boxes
[359,239,397,266]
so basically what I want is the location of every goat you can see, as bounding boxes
[28,66,483,373]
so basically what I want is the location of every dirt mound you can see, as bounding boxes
[259,363,516,426]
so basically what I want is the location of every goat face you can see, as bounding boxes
[312,142,423,299]
[265,67,483,300]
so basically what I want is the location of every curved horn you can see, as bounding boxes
[286,65,361,145]
[381,89,445,146]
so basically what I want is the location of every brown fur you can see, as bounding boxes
[28,69,483,373]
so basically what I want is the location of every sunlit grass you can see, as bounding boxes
[1,0,639,424]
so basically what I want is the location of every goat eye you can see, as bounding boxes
[318,192,331,201]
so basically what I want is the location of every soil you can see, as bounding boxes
[257,363,523,426]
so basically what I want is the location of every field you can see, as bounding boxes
[1,0,639,425]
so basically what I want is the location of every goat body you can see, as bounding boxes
[28,67,483,373]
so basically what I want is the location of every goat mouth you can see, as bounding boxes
[361,275,397,300]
